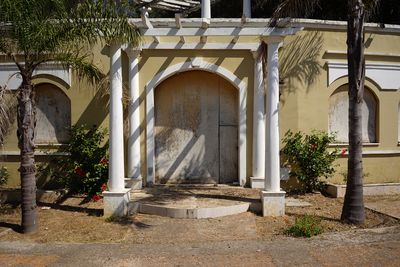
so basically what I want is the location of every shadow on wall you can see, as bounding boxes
[278,31,324,101]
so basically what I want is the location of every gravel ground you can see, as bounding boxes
[0,187,398,244]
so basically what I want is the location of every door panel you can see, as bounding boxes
[219,126,238,184]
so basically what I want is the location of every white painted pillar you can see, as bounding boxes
[126,49,142,182]
[108,44,125,192]
[265,39,282,193]
[201,0,211,18]
[252,49,265,179]
[243,0,251,18]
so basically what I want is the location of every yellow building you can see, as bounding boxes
[1,1,400,216]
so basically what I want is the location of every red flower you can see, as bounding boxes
[101,183,107,192]
[100,158,109,165]
[74,166,86,177]
[310,144,317,150]
[341,148,347,156]
[92,194,101,202]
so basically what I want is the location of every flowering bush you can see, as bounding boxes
[56,125,109,199]
[281,130,340,193]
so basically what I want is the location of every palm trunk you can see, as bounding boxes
[341,0,366,224]
[17,72,37,233]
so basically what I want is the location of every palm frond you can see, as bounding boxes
[0,86,17,145]
[50,51,103,84]
[269,0,320,26]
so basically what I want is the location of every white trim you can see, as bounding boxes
[128,18,400,33]
[325,50,400,59]
[145,60,247,186]
[141,27,300,37]
[0,150,69,156]
[327,61,400,90]
[143,42,260,50]
[0,62,71,90]
[362,150,400,155]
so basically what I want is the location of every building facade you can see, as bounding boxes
[1,3,400,216]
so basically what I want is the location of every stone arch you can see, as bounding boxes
[146,60,247,185]
[34,83,71,144]
[328,84,378,143]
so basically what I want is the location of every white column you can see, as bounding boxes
[265,39,282,192]
[108,44,125,192]
[243,0,251,18]
[126,48,142,181]
[201,0,211,18]
[252,49,265,179]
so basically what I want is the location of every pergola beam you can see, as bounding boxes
[141,27,299,37]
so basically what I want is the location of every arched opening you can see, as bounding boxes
[329,84,378,143]
[34,83,71,144]
[154,70,238,184]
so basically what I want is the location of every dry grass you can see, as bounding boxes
[0,191,398,243]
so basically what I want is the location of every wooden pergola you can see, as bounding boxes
[135,0,202,14]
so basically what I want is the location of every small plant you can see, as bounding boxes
[281,130,340,193]
[285,215,323,238]
[0,166,9,186]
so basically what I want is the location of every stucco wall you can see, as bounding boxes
[1,24,400,188]
[280,29,400,184]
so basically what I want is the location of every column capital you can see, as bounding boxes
[262,36,284,46]
[125,46,142,59]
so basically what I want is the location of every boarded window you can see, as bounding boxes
[329,85,377,143]
[34,83,71,144]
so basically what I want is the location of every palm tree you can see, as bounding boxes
[0,0,140,233]
[269,0,381,224]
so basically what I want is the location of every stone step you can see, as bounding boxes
[128,191,251,219]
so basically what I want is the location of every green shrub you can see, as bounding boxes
[0,166,9,186]
[55,125,109,198]
[285,215,323,238]
[281,130,340,193]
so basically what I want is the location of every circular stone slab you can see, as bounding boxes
[136,196,251,219]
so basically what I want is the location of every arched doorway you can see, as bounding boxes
[154,70,238,184]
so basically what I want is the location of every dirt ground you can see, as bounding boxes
[0,188,399,244]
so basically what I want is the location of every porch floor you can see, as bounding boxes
[128,185,312,219]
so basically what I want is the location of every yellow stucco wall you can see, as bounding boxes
[1,24,400,188]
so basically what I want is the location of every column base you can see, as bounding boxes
[250,177,265,188]
[125,177,143,190]
[103,189,131,217]
[260,190,286,217]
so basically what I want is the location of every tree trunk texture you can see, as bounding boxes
[17,72,37,233]
[341,0,366,224]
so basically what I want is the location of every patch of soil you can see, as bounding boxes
[0,189,398,243]
[0,196,131,243]
[256,194,400,239]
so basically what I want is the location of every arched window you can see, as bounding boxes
[34,83,71,144]
[329,85,377,143]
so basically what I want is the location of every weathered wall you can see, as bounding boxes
[280,29,400,184]
[1,24,400,188]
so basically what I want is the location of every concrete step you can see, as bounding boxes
[128,191,251,219]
